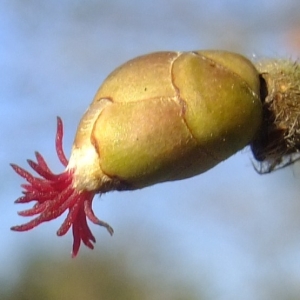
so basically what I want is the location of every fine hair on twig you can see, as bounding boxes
[251,58,300,173]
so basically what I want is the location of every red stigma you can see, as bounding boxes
[11,117,113,257]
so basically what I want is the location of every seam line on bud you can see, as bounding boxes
[170,55,222,163]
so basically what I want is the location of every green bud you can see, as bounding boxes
[75,51,262,190]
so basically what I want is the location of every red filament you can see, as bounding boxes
[11,117,113,257]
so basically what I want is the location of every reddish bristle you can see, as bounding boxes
[27,159,57,181]
[11,117,113,257]
[34,151,51,172]
[84,198,114,236]
[56,116,68,167]
[17,202,48,216]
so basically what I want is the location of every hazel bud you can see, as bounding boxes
[75,50,262,190]
[11,50,263,256]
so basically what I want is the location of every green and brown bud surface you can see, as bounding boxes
[73,50,262,191]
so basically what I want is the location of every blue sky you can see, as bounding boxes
[2,0,300,299]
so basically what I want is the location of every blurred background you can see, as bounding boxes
[2,0,300,299]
